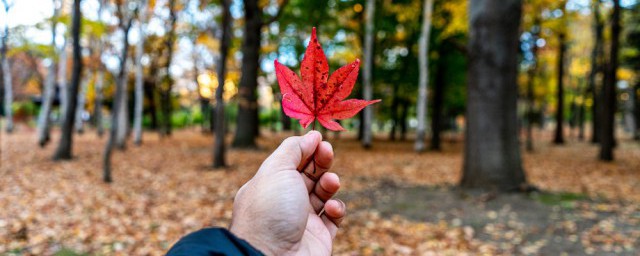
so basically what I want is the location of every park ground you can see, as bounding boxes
[0,128,639,255]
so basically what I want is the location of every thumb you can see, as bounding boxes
[257,131,322,175]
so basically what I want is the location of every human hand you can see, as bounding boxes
[229,131,346,255]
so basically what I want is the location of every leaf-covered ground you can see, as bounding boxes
[1,129,639,255]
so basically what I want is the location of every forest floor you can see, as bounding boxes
[1,128,639,255]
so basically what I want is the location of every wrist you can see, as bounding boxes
[229,222,275,255]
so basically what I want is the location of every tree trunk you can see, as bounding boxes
[159,0,177,137]
[554,32,566,144]
[37,1,60,145]
[53,0,83,160]
[400,99,408,141]
[1,3,13,133]
[103,12,134,182]
[232,0,261,148]
[431,56,445,151]
[115,58,129,149]
[461,0,526,191]
[599,0,621,161]
[280,94,291,131]
[133,0,148,146]
[389,83,399,141]
[58,40,68,124]
[525,17,540,152]
[590,0,604,143]
[214,0,232,168]
[415,0,435,152]
[362,0,376,148]
[74,78,88,133]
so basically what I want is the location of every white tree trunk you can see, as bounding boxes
[115,60,129,149]
[133,0,148,145]
[414,0,434,152]
[362,0,376,148]
[57,40,68,123]
[74,77,88,133]
[37,5,59,145]
[2,51,12,133]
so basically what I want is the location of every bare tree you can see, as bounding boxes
[53,0,83,160]
[414,0,434,152]
[103,2,137,182]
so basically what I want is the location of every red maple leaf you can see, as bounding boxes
[275,28,381,131]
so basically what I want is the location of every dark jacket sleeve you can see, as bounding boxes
[166,228,264,256]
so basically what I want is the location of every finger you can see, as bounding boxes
[309,193,324,214]
[258,131,322,175]
[302,142,334,192]
[312,172,340,201]
[321,199,346,238]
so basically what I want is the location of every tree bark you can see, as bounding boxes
[160,0,177,137]
[430,56,445,151]
[362,0,376,148]
[133,0,148,146]
[53,0,83,160]
[554,32,566,144]
[389,83,399,141]
[232,0,261,148]
[1,1,13,133]
[74,78,88,133]
[103,8,135,182]
[415,0,435,152]
[461,0,526,191]
[37,0,60,146]
[599,0,621,161]
[590,0,604,143]
[57,39,68,125]
[214,0,232,168]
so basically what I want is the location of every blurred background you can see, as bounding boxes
[0,0,639,255]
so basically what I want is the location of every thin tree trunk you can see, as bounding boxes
[461,0,526,191]
[415,0,434,152]
[389,83,399,141]
[1,2,12,133]
[115,58,129,149]
[400,99,408,141]
[133,0,148,146]
[590,0,604,143]
[94,1,105,137]
[213,0,232,168]
[103,9,135,182]
[554,32,566,144]
[74,78,88,133]
[160,0,177,137]
[53,0,83,160]
[58,40,68,124]
[232,0,261,148]
[37,0,59,145]
[362,0,376,148]
[599,0,621,161]
[431,55,445,151]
